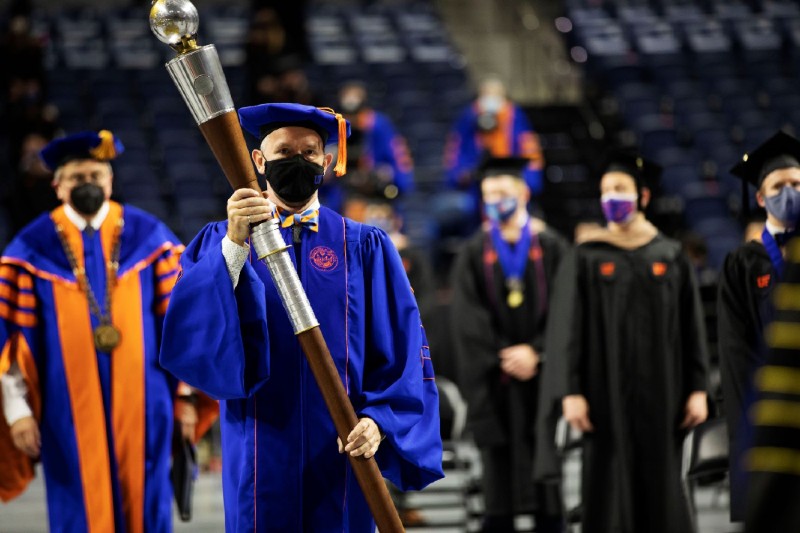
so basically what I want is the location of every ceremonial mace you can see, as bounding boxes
[148,2,404,530]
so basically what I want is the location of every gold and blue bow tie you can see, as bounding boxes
[276,206,319,232]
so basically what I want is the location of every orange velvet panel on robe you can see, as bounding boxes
[52,282,116,533]
[111,272,145,533]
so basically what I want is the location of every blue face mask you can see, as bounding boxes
[765,186,800,226]
[485,197,518,223]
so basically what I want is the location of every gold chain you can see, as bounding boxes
[55,217,124,326]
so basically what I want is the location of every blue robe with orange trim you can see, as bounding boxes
[0,202,185,533]
[359,109,414,195]
[444,101,544,195]
[160,206,444,532]
[320,109,414,212]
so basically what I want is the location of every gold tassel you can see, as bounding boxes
[318,108,348,177]
[89,130,118,160]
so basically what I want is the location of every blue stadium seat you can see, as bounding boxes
[694,216,742,243]
[683,186,732,226]
[707,235,743,269]
[633,114,679,156]
[113,163,159,186]
[653,146,703,169]
[660,163,701,196]
[664,4,707,26]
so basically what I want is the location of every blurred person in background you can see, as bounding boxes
[358,198,434,315]
[745,237,800,532]
[7,132,59,232]
[718,131,800,525]
[0,131,215,531]
[546,150,708,533]
[320,82,414,212]
[251,0,310,63]
[245,7,316,108]
[444,77,544,197]
[450,157,567,532]
[1,0,57,172]
[352,197,436,528]
[745,218,766,243]
[245,7,291,104]
[682,231,718,288]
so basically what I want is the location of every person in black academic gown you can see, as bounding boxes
[548,151,709,533]
[719,130,800,523]
[744,237,800,533]
[450,157,567,532]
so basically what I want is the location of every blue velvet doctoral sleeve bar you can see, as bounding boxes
[160,222,270,400]
[356,227,444,491]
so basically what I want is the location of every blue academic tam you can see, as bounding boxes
[39,130,125,171]
[238,102,352,144]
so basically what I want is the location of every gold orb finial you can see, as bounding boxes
[149,0,200,54]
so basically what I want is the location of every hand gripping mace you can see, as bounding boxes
[149,2,404,530]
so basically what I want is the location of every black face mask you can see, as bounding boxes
[264,154,325,204]
[70,183,105,216]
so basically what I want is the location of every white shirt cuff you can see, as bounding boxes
[221,236,250,288]
[1,361,33,426]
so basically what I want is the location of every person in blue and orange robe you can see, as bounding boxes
[444,77,544,196]
[0,130,217,532]
[160,103,443,532]
[319,81,414,212]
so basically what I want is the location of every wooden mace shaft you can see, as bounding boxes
[198,111,404,532]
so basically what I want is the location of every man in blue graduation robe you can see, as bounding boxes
[0,130,212,532]
[160,103,444,532]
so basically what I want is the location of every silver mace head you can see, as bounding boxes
[149,0,200,54]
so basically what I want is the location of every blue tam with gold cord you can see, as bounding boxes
[238,103,351,176]
[39,130,125,172]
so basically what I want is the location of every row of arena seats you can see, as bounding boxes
[13,2,471,248]
[561,0,800,267]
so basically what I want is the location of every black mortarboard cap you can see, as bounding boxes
[600,148,662,189]
[729,130,800,216]
[730,130,800,189]
[478,156,531,181]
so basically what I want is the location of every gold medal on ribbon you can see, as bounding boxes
[94,324,122,352]
[55,218,125,355]
[507,289,524,308]
[506,277,524,308]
